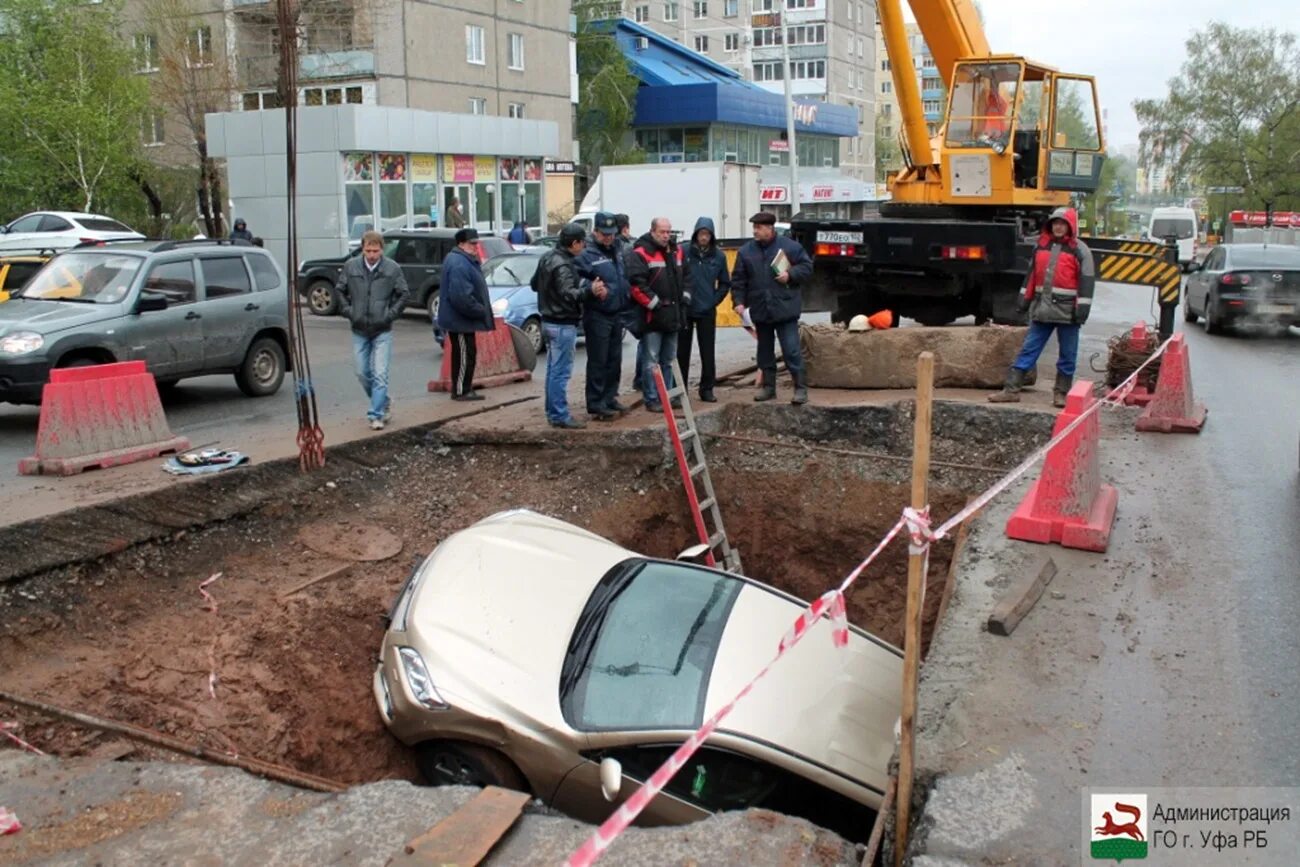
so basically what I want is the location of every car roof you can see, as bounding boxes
[386,229,459,239]
[17,211,117,221]
[73,239,270,255]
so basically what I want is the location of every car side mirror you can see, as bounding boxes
[599,757,622,802]
[136,292,168,313]
[676,543,711,563]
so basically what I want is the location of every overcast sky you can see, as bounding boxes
[967,0,1298,148]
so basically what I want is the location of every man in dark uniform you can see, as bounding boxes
[575,212,631,421]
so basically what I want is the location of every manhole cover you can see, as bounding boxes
[297,521,402,562]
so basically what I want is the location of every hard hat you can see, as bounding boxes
[848,314,870,332]
[868,310,894,330]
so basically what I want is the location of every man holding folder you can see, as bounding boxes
[730,212,814,405]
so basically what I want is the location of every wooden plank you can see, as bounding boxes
[389,786,531,867]
[279,562,353,599]
[987,555,1058,637]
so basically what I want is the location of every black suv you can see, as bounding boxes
[296,230,512,322]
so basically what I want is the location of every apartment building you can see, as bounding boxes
[874,20,944,144]
[125,0,575,169]
[615,0,877,182]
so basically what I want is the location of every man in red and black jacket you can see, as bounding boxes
[625,217,686,412]
[990,207,1095,407]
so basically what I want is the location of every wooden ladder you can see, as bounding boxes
[651,360,743,574]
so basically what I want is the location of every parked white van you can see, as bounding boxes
[1147,207,1199,270]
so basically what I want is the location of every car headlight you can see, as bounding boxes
[0,332,44,355]
[398,646,449,710]
[492,297,510,313]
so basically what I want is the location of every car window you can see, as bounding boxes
[1,261,46,291]
[38,215,73,232]
[483,255,541,287]
[606,744,870,839]
[478,238,512,259]
[200,257,253,298]
[560,560,742,731]
[1228,247,1300,269]
[144,260,197,305]
[21,252,142,303]
[76,217,134,233]
[1151,219,1194,241]
[248,255,281,291]
[1205,249,1225,271]
[7,215,43,233]
[393,238,424,264]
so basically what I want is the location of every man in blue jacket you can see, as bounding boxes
[575,212,631,421]
[678,217,731,402]
[435,228,496,401]
[730,211,814,405]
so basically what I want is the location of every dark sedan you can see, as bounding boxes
[1184,244,1300,334]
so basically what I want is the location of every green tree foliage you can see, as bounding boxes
[572,8,642,186]
[0,0,151,218]
[1135,22,1300,217]
[874,114,900,184]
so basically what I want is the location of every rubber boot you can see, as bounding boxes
[1053,373,1073,408]
[987,367,1027,403]
[791,371,809,405]
[754,371,777,402]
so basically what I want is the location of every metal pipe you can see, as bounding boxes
[0,690,346,794]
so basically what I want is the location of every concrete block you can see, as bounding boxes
[800,324,1030,389]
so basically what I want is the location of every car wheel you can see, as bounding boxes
[1205,294,1225,335]
[417,742,527,791]
[307,280,338,316]
[522,316,544,354]
[427,290,440,326]
[1183,293,1199,323]
[235,337,286,397]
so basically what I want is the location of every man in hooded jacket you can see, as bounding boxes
[625,217,686,412]
[989,207,1095,407]
[678,217,731,402]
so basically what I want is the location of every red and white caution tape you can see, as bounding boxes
[567,338,1174,866]
[0,806,20,836]
[198,572,223,699]
[0,722,45,756]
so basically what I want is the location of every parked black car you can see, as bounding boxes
[1184,243,1300,335]
[296,230,511,322]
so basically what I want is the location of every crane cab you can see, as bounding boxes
[938,58,1105,209]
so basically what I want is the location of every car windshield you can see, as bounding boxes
[19,253,142,303]
[560,559,742,731]
[1230,248,1300,269]
[1151,219,1195,240]
[483,255,540,287]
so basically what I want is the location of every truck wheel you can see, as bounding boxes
[307,280,338,316]
[235,337,285,397]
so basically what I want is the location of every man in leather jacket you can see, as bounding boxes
[534,223,607,428]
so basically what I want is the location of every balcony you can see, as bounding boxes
[239,49,375,87]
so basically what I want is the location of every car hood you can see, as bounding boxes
[401,510,632,734]
[489,283,530,303]
[0,298,115,335]
[705,585,902,794]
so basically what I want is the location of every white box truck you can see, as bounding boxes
[572,162,762,240]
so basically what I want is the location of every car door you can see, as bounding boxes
[548,735,711,828]
[390,238,427,309]
[0,214,46,253]
[126,259,205,377]
[1198,248,1225,311]
[37,214,75,248]
[196,255,257,368]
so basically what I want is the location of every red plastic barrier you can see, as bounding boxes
[428,318,531,392]
[1136,332,1206,433]
[19,361,190,476]
[1005,380,1118,552]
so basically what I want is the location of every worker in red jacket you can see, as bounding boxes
[989,207,1095,407]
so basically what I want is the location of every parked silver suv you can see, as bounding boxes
[0,240,291,404]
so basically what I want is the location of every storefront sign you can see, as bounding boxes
[377,154,406,182]
[811,185,834,201]
[410,154,436,182]
[769,139,789,153]
[500,158,521,181]
[544,159,574,174]
[760,185,789,204]
[474,156,496,181]
[451,155,476,183]
[342,152,372,182]
[523,159,543,181]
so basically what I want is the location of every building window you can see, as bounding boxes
[786,0,812,8]
[466,25,485,65]
[664,2,678,21]
[882,103,891,117]
[187,25,212,68]
[134,33,159,73]
[922,76,941,91]
[724,0,738,15]
[302,86,365,106]
[694,35,709,52]
[508,33,525,70]
[142,111,164,146]
[634,4,649,21]
[508,102,525,118]
[881,80,892,94]
[753,60,821,81]
[752,0,773,10]
[923,99,942,113]
[724,33,739,51]
[469,97,487,114]
[881,59,890,71]
[693,1,707,17]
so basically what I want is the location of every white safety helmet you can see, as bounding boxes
[848,314,871,332]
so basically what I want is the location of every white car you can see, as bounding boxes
[0,211,144,254]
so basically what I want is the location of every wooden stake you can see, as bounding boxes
[895,352,934,867]
[861,776,897,867]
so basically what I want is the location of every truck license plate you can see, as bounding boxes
[816,231,864,244]
[1257,304,1294,315]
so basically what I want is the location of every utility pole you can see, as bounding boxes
[779,13,799,219]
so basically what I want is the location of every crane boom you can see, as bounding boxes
[909,0,991,89]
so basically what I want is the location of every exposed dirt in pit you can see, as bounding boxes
[0,436,970,788]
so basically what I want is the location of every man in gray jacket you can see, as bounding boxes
[336,230,409,429]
